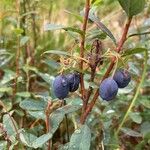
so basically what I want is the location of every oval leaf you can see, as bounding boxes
[118,0,145,17]
[69,125,91,150]
[20,99,47,111]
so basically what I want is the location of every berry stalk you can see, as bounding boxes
[80,17,132,124]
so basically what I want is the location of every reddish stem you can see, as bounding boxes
[80,0,90,100]
[80,17,132,124]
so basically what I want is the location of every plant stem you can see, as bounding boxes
[116,50,148,135]
[63,100,70,142]
[116,17,132,53]
[80,0,90,100]
[13,0,21,100]
[45,101,52,150]
[82,40,102,114]
[80,17,132,124]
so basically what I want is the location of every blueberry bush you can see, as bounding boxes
[0,0,150,149]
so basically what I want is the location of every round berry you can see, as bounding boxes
[99,77,118,101]
[113,69,131,88]
[53,75,69,99]
[66,73,80,92]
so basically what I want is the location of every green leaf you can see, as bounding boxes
[3,114,18,142]
[20,103,80,149]
[121,127,142,137]
[13,28,24,35]
[64,27,83,35]
[20,36,29,46]
[20,99,47,111]
[57,104,82,114]
[0,141,7,150]
[118,0,145,17]
[0,87,12,93]
[44,24,83,35]
[16,92,31,98]
[50,111,65,133]
[86,29,107,42]
[37,72,54,85]
[28,110,46,120]
[0,49,14,67]
[129,112,142,124]
[32,133,52,148]
[58,143,70,150]
[50,103,81,134]
[1,69,15,84]
[88,14,116,45]
[140,122,150,136]
[140,98,150,109]
[44,24,64,31]
[20,130,52,148]
[43,50,70,56]
[92,0,102,6]
[44,60,60,70]
[64,10,83,22]
[122,48,147,57]
[19,130,37,147]
[66,98,82,106]
[69,125,91,150]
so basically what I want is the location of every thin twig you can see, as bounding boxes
[79,0,90,100]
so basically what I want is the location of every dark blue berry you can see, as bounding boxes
[66,73,80,92]
[113,69,131,88]
[53,75,69,99]
[99,77,118,101]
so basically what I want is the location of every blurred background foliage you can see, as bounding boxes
[0,0,150,149]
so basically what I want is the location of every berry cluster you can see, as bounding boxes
[53,73,80,99]
[99,69,131,101]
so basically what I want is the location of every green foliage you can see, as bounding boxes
[68,125,91,150]
[118,0,145,17]
[0,0,149,149]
